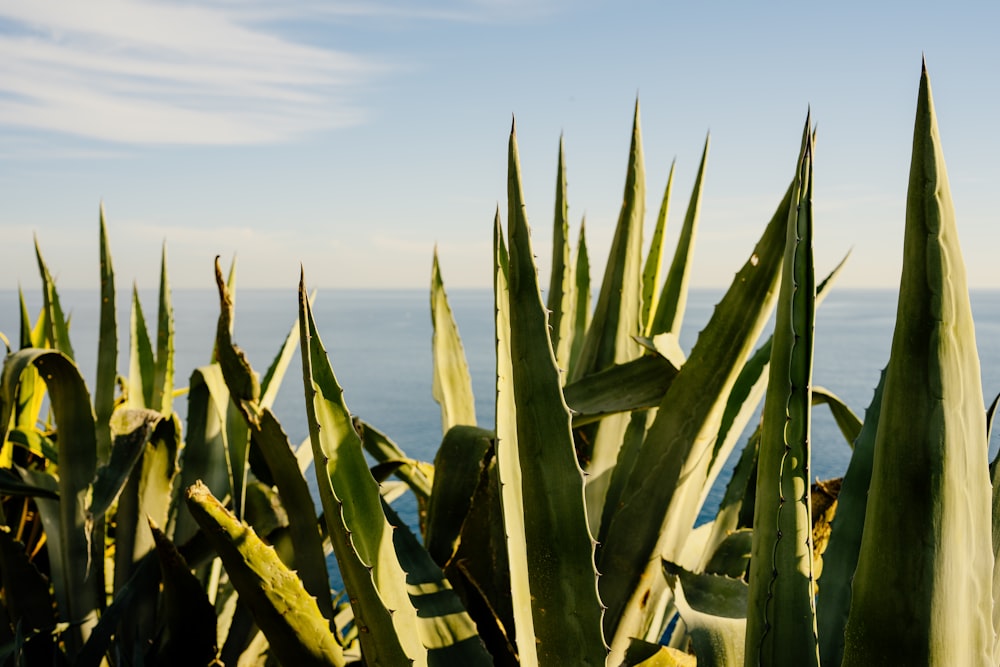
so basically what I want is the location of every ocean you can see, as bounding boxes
[3,286,1000,534]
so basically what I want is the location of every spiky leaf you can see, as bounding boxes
[841,62,993,667]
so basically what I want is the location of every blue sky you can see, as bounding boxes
[0,1,997,291]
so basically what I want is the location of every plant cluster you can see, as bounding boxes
[0,61,995,666]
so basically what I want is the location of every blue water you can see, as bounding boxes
[3,287,1000,550]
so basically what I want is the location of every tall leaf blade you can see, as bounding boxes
[641,159,675,335]
[95,204,117,465]
[547,135,574,371]
[504,123,606,665]
[650,134,709,338]
[745,117,819,667]
[493,208,537,666]
[151,243,174,416]
[431,250,477,432]
[299,273,425,665]
[571,99,645,382]
[33,238,74,360]
[567,219,592,378]
[841,62,994,667]
[127,287,154,410]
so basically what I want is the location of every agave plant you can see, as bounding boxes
[0,58,992,667]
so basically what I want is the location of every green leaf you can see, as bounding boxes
[151,243,175,415]
[598,168,791,663]
[33,237,74,360]
[650,133,709,338]
[665,561,747,667]
[563,355,679,426]
[567,219,592,378]
[213,258,260,419]
[148,520,220,665]
[502,122,606,665]
[186,482,344,667]
[702,253,850,517]
[169,365,230,546]
[212,257,260,518]
[547,135,575,372]
[1,350,100,657]
[17,288,33,350]
[424,425,492,565]
[573,101,646,535]
[812,385,862,448]
[841,62,994,667]
[212,262,332,618]
[127,286,155,410]
[357,420,434,500]
[383,502,493,665]
[111,412,180,651]
[702,528,753,579]
[95,204,117,466]
[431,250,477,432]
[251,409,334,621]
[13,467,66,619]
[0,468,58,499]
[493,207,537,665]
[571,100,645,382]
[745,115,819,667]
[0,526,60,664]
[702,429,760,567]
[88,408,164,523]
[299,271,425,665]
[815,369,885,667]
[642,159,675,335]
[622,640,696,666]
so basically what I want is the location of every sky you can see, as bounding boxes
[1,1,998,293]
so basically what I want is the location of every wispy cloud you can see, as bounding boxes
[0,0,572,147]
[0,1,378,145]
[240,0,573,23]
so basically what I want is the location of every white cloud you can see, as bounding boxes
[240,0,572,23]
[0,0,574,147]
[0,0,376,145]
